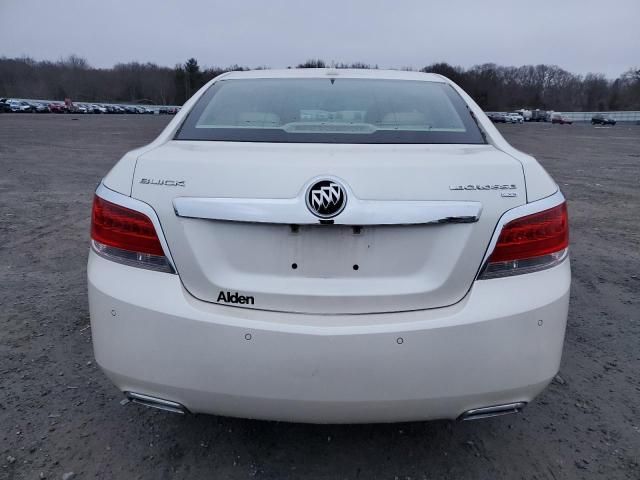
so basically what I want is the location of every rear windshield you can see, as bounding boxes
[176,78,485,144]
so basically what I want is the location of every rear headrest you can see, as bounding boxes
[380,112,427,125]
[237,112,280,126]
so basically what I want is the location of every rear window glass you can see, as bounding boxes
[176,78,485,144]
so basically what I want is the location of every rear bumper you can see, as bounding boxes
[88,250,570,423]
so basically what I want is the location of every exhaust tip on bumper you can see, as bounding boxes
[459,402,526,421]
[124,392,188,415]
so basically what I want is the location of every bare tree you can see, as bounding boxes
[0,56,638,110]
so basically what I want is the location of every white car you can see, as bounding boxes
[88,69,570,423]
[8,100,32,112]
[88,104,107,114]
[505,113,524,124]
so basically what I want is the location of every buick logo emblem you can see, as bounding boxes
[306,180,347,218]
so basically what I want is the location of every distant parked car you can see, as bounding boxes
[514,109,532,121]
[90,104,107,114]
[159,107,169,114]
[22,101,36,112]
[591,114,616,126]
[32,102,50,113]
[551,114,572,125]
[124,105,138,114]
[505,113,524,124]
[8,101,32,113]
[486,112,503,123]
[49,103,66,113]
[0,98,11,113]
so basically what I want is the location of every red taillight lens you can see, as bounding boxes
[489,203,568,262]
[91,196,164,255]
[480,202,569,279]
[90,195,173,273]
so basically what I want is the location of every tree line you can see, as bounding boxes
[0,55,638,111]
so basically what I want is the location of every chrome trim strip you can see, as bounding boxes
[460,402,526,421]
[95,182,177,272]
[125,392,187,414]
[477,189,566,275]
[173,196,482,226]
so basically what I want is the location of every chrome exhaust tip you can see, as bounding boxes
[459,402,526,421]
[124,392,188,415]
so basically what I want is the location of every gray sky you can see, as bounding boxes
[1,0,638,77]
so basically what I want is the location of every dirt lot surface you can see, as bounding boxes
[1,114,638,480]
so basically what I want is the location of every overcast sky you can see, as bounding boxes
[1,0,638,77]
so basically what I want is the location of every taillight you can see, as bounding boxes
[90,195,174,273]
[479,202,569,279]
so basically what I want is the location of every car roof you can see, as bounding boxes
[219,68,446,83]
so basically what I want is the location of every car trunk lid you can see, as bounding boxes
[131,140,525,314]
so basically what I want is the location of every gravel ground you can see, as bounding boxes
[1,114,638,480]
